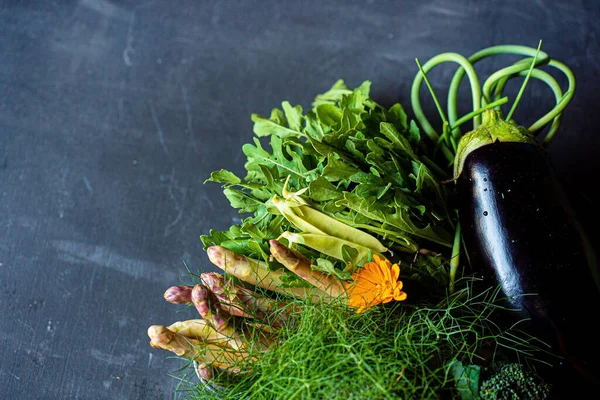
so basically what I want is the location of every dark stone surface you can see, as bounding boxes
[1,0,598,398]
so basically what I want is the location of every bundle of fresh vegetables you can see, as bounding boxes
[147,43,600,399]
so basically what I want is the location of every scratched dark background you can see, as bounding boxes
[1,0,599,399]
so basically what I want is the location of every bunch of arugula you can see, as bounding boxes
[201,80,456,290]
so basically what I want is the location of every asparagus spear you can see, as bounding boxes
[164,281,259,320]
[197,362,215,381]
[201,272,296,327]
[269,239,347,299]
[201,272,256,318]
[147,325,252,372]
[206,245,328,301]
[164,285,193,304]
[148,324,201,358]
[167,319,229,346]
[197,361,245,388]
[191,283,247,351]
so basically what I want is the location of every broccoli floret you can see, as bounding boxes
[479,363,551,400]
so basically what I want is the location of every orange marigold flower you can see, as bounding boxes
[346,254,407,313]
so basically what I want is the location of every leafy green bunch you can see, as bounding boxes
[202,80,456,288]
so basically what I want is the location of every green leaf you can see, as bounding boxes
[243,136,311,179]
[387,103,408,131]
[322,154,360,182]
[304,111,327,140]
[376,182,392,199]
[282,101,304,132]
[409,120,421,145]
[251,108,302,138]
[355,80,372,98]
[312,79,352,107]
[380,122,419,161]
[340,193,452,247]
[223,188,265,213]
[243,138,272,174]
[412,162,448,219]
[308,176,343,201]
[308,137,359,168]
[279,271,313,288]
[448,360,481,400]
[312,258,352,280]
[258,164,278,190]
[270,108,287,125]
[316,103,343,128]
[341,244,359,265]
[200,224,249,250]
[339,107,365,133]
[340,89,365,111]
[204,169,242,185]
[349,171,383,185]
[344,139,367,164]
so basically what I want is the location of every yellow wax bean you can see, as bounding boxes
[273,195,388,255]
[280,231,378,268]
[294,204,388,253]
[272,196,326,235]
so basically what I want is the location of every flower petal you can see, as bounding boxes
[347,256,407,313]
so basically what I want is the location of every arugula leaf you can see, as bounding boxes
[340,107,366,133]
[340,192,452,247]
[321,154,360,182]
[278,271,313,288]
[409,120,421,145]
[308,177,344,201]
[223,188,266,213]
[412,161,448,215]
[312,79,353,107]
[308,136,358,168]
[281,101,304,132]
[312,258,352,280]
[380,122,419,161]
[316,103,343,128]
[304,111,327,141]
[386,103,408,131]
[243,136,314,181]
[251,108,302,138]
[204,169,242,185]
[204,78,457,282]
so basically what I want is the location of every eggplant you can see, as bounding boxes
[454,110,600,387]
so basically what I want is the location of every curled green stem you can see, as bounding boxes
[490,65,565,145]
[411,52,482,163]
[447,45,550,139]
[529,59,576,145]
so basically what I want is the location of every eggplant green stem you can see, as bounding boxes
[450,97,509,132]
[449,221,461,294]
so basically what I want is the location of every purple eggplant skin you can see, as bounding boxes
[456,141,600,384]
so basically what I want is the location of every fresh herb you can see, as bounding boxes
[202,79,456,289]
[184,284,551,400]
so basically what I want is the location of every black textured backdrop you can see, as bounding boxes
[1,1,599,399]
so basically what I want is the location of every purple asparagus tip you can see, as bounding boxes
[164,285,193,304]
[201,272,226,295]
